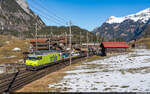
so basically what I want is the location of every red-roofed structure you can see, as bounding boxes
[30,36,68,51]
[102,42,129,48]
[30,38,49,43]
[100,42,129,56]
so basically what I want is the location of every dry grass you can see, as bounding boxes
[104,88,112,91]
[86,53,121,63]
[86,56,101,62]
[16,67,69,92]
[91,88,98,90]
[120,86,129,88]
[0,35,30,64]
[119,67,150,74]
[102,69,111,72]
[119,69,126,75]
[110,85,119,87]
[130,54,143,57]
[136,38,150,49]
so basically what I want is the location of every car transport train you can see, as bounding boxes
[25,50,94,71]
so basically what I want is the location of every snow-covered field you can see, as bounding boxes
[0,70,4,74]
[48,49,150,92]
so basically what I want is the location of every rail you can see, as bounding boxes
[0,54,92,93]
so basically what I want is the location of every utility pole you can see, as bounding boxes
[65,32,67,50]
[96,32,99,55]
[96,33,98,43]
[0,0,3,11]
[50,25,53,34]
[113,31,115,42]
[19,30,22,40]
[94,34,95,46]
[7,32,10,40]
[80,31,81,47]
[0,0,2,9]
[49,34,50,51]
[87,32,89,59]
[51,32,53,37]
[35,23,38,51]
[69,21,72,65]
[0,0,4,31]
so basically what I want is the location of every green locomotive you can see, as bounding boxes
[25,50,61,70]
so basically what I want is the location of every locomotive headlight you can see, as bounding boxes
[33,62,38,66]
[33,63,37,66]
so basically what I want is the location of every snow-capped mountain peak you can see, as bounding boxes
[106,8,150,24]
[136,8,150,15]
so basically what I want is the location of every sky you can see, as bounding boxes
[26,0,150,31]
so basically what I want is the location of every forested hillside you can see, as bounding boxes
[25,25,101,43]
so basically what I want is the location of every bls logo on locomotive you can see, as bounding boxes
[50,56,57,62]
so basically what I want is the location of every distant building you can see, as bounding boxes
[30,38,49,50]
[100,42,129,56]
[30,36,68,51]
[82,43,100,46]
[81,43,101,53]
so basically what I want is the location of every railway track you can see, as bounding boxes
[0,55,88,93]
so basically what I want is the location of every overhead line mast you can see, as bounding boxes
[80,31,81,47]
[87,32,89,59]
[0,0,4,30]
[35,23,38,51]
[69,21,72,65]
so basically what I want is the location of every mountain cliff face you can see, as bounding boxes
[93,8,150,41]
[0,0,44,32]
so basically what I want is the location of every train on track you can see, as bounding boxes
[25,50,85,70]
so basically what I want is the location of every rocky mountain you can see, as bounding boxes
[93,8,150,41]
[0,0,44,33]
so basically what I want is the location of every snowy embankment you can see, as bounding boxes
[49,49,150,92]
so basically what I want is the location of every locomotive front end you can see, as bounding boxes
[25,56,42,70]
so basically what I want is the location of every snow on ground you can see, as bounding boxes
[48,49,150,92]
[0,70,4,74]
[12,48,21,51]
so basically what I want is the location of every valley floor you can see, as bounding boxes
[48,49,150,92]
[17,49,150,92]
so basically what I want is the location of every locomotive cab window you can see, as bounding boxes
[38,57,42,60]
[27,56,42,61]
